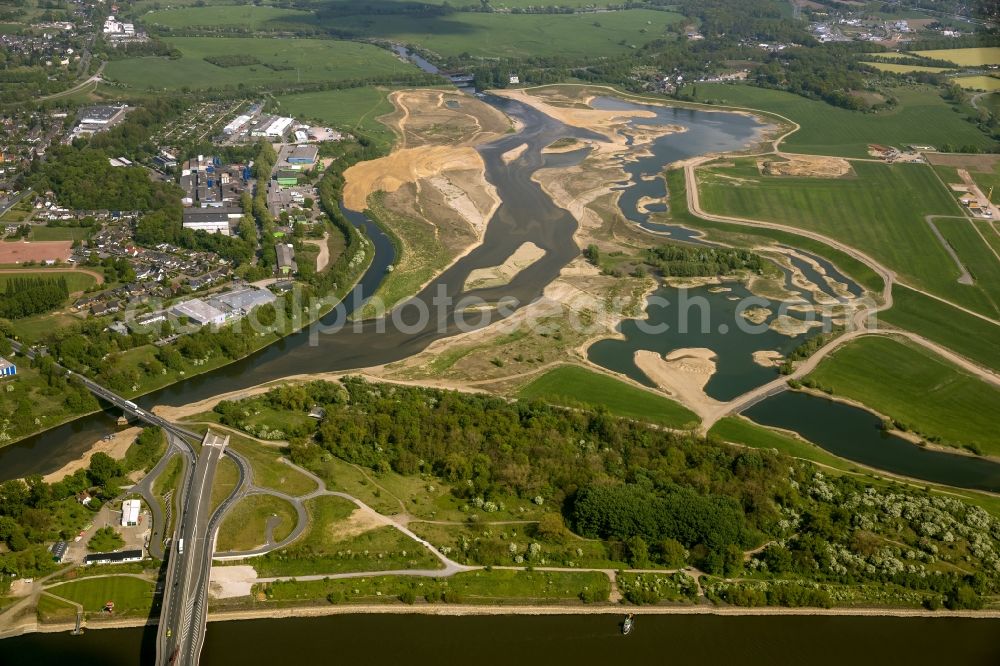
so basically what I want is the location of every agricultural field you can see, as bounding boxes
[104,37,411,90]
[694,84,995,156]
[932,217,1000,312]
[695,159,1000,317]
[277,87,396,150]
[143,5,315,31]
[332,10,683,59]
[28,226,91,242]
[518,364,699,429]
[806,336,1000,455]
[911,47,1000,67]
[862,62,953,74]
[880,286,1000,374]
[952,76,1000,92]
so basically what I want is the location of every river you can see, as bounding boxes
[4,614,1000,664]
[4,77,1000,661]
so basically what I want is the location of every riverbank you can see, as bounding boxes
[16,600,1000,641]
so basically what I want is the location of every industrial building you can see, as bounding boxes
[276,169,300,187]
[249,115,295,139]
[213,287,277,315]
[171,298,228,326]
[223,114,253,136]
[278,144,318,168]
[276,244,297,275]
[84,550,144,566]
[0,357,16,377]
[182,207,242,235]
[121,499,141,527]
[69,105,129,139]
[180,155,247,209]
[50,540,68,563]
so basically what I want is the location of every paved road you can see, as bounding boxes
[0,189,30,218]
[156,432,228,666]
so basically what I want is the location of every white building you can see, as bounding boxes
[223,114,252,135]
[171,298,228,326]
[121,499,141,527]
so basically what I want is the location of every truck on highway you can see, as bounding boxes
[124,400,138,410]
[177,539,184,554]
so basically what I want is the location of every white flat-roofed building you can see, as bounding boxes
[121,499,141,527]
[223,114,252,135]
[171,298,228,326]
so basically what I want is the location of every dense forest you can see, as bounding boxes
[215,378,1000,609]
[0,276,69,319]
[644,244,768,278]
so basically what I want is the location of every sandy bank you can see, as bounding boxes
[500,143,528,164]
[41,427,140,484]
[752,350,784,368]
[464,242,545,290]
[634,348,723,420]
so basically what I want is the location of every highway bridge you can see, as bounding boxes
[9,340,249,664]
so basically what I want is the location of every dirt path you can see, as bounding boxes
[925,216,974,285]
[306,232,330,272]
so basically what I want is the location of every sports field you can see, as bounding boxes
[911,47,1000,67]
[694,84,995,156]
[277,87,395,150]
[0,269,96,293]
[807,336,1000,454]
[862,62,952,74]
[953,75,1000,92]
[518,364,699,429]
[695,159,1000,315]
[104,37,410,90]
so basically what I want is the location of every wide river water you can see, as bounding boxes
[4,89,1000,658]
[5,614,1000,664]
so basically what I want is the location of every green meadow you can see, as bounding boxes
[144,7,682,59]
[277,87,396,150]
[694,84,995,156]
[880,286,1000,374]
[518,364,699,429]
[933,217,1000,313]
[696,159,1000,317]
[104,37,409,90]
[807,336,1000,454]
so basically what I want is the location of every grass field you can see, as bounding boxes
[518,364,699,429]
[662,168,886,296]
[145,5,314,30]
[29,226,91,242]
[332,9,683,59]
[255,523,441,576]
[210,454,239,514]
[217,493,298,552]
[881,286,1000,373]
[104,37,410,90]
[911,47,1000,66]
[694,84,995,156]
[807,336,1000,454]
[952,76,1000,92]
[709,416,856,471]
[49,576,154,616]
[863,62,953,74]
[933,217,1000,313]
[227,437,317,496]
[0,269,96,293]
[277,87,395,150]
[261,568,610,604]
[696,159,1000,316]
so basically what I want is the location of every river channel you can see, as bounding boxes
[4,93,999,494]
[4,613,1000,665]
